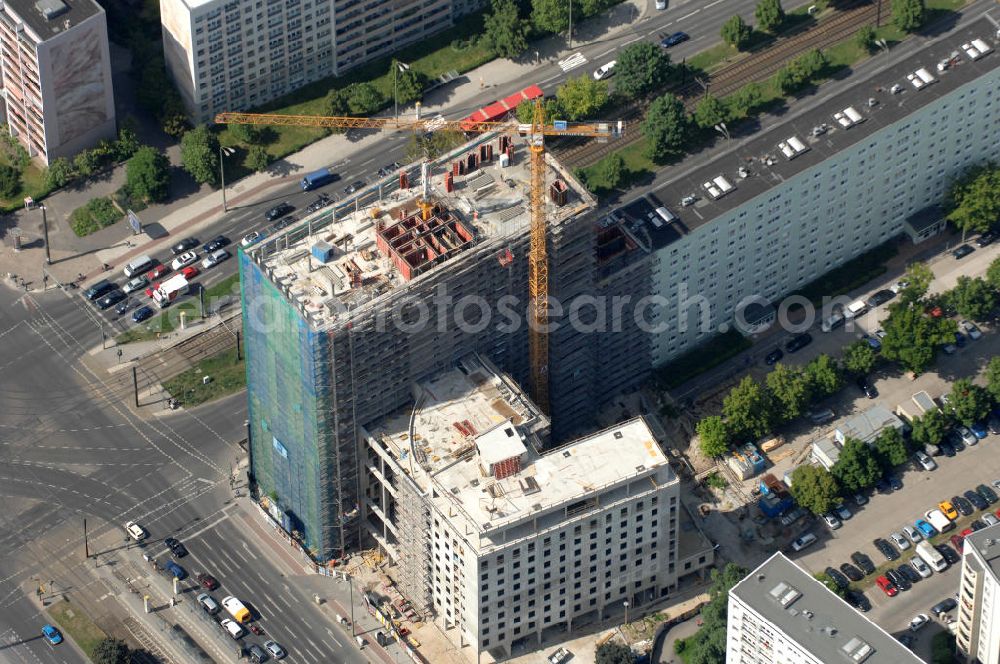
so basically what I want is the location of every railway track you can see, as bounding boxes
[554,0,884,168]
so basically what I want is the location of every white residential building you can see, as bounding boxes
[160,0,463,122]
[361,354,705,659]
[956,524,1000,663]
[728,552,923,663]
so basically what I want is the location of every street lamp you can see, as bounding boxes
[568,0,573,48]
[623,600,629,625]
[713,122,731,141]
[393,61,410,121]
[39,204,50,264]
[220,146,237,212]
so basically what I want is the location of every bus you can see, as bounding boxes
[301,168,338,191]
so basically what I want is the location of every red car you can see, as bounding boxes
[144,283,160,298]
[196,572,219,590]
[181,266,200,279]
[147,264,170,281]
[876,575,898,597]
[951,534,966,552]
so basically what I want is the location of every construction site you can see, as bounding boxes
[240,126,632,563]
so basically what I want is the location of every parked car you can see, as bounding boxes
[241,231,264,247]
[248,644,268,663]
[955,331,968,348]
[780,507,807,527]
[853,493,868,506]
[886,567,910,591]
[990,415,1000,436]
[876,575,898,597]
[808,408,835,425]
[856,376,878,399]
[114,298,134,315]
[971,421,989,439]
[890,279,910,294]
[171,251,198,271]
[180,266,200,280]
[202,235,230,253]
[953,244,975,259]
[164,537,188,558]
[910,557,932,578]
[915,519,937,539]
[660,31,689,47]
[890,532,911,551]
[874,538,899,561]
[132,306,154,323]
[862,334,882,351]
[977,230,997,247]
[931,598,957,616]
[839,563,864,582]
[845,590,871,612]
[888,476,903,491]
[851,551,876,575]
[265,202,294,221]
[791,532,817,551]
[593,61,617,80]
[785,333,813,353]
[822,513,842,530]
[201,249,231,270]
[971,519,988,531]
[950,533,967,553]
[764,348,784,365]
[961,320,983,340]
[937,544,961,565]
[147,264,170,281]
[897,564,921,585]
[834,504,852,521]
[953,495,975,516]
[977,484,999,505]
[901,525,922,543]
[171,237,199,255]
[867,289,896,307]
[915,451,937,471]
[983,514,1000,527]
[164,561,187,580]
[939,501,959,520]
[909,614,930,632]
[122,276,148,294]
[97,290,126,310]
[825,567,849,589]
[964,490,988,511]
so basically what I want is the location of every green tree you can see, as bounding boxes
[694,94,728,129]
[987,256,1000,291]
[614,42,673,101]
[482,0,529,58]
[643,94,689,162]
[842,340,877,376]
[727,82,763,119]
[765,363,809,422]
[891,0,925,31]
[532,0,569,33]
[73,149,103,177]
[697,416,730,458]
[113,126,141,162]
[946,164,1000,239]
[803,354,842,400]
[792,48,827,79]
[596,642,632,664]
[125,146,171,203]
[44,157,74,190]
[774,66,798,95]
[899,261,934,304]
[951,276,997,321]
[723,376,776,440]
[881,303,955,374]
[912,409,951,448]
[855,25,877,52]
[346,82,385,115]
[755,0,785,32]
[228,122,261,145]
[247,145,270,173]
[790,465,840,515]
[92,637,131,664]
[556,74,609,121]
[597,152,625,190]
[987,357,1000,403]
[874,427,909,469]
[325,88,350,116]
[162,110,191,139]
[721,15,753,50]
[392,61,426,105]
[179,124,220,186]
[947,378,993,426]
[0,164,20,198]
[831,437,883,493]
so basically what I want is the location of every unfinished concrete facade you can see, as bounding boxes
[241,130,602,561]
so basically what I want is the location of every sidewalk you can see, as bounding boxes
[1,0,649,292]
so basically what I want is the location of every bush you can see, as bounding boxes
[70,197,120,236]
[0,164,20,198]
[650,329,753,390]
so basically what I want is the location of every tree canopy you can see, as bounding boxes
[596,642,632,664]
[898,261,934,304]
[803,354,843,400]
[179,124,220,186]
[93,638,131,664]
[946,164,1000,236]
[755,0,785,32]
[723,376,776,440]
[721,15,753,50]
[873,427,909,469]
[880,303,955,374]
[556,74,609,120]
[891,0,926,31]
[947,378,993,425]
[987,256,1000,291]
[912,409,951,448]
[988,357,1000,403]
[614,42,673,101]
[697,415,731,458]
[0,164,20,198]
[643,94,689,162]
[790,464,840,515]
[482,0,529,59]
[126,146,171,203]
[831,437,883,493]
[951,276,997,321]
[842,339,877,377]
[765,363,809,422]
[693,94,728,129]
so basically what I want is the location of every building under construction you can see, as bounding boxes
[240,130,617,561]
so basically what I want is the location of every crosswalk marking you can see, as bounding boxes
[558,52,588,72]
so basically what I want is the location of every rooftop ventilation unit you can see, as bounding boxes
[768,581,802,608]
[962,39,994,60]
[702,175,735,200]
[907,68,937,90]
[35,0,69,20]
[778,136,810,160]
[833,106,865,129]
[841,637,874,663]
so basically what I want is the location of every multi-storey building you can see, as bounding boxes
[0,0,115,163]
[360,353,694,658]
[956,524,1000,663]
[160,0,463,122]
[728,552,923,663]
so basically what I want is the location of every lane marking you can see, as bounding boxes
[679,8,701,19]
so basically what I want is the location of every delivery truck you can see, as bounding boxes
[222,596,251,623]
[300,167,338,191]
[152,274,189,308]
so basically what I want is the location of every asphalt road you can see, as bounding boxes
[0,284,369,664]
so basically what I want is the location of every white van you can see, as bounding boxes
[845,300,868,318]
[220,619,244,639]
[122,255,154,278]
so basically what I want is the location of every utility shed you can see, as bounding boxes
[834,405,904,445]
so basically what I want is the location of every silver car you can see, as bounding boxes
[822,513,842,530]
[890,531,911,551]
[911,557,932,578]
[915,450,937,471]
[956,425,978,446]
[902,525,922,543]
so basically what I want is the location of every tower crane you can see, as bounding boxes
[215,101,624,415]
